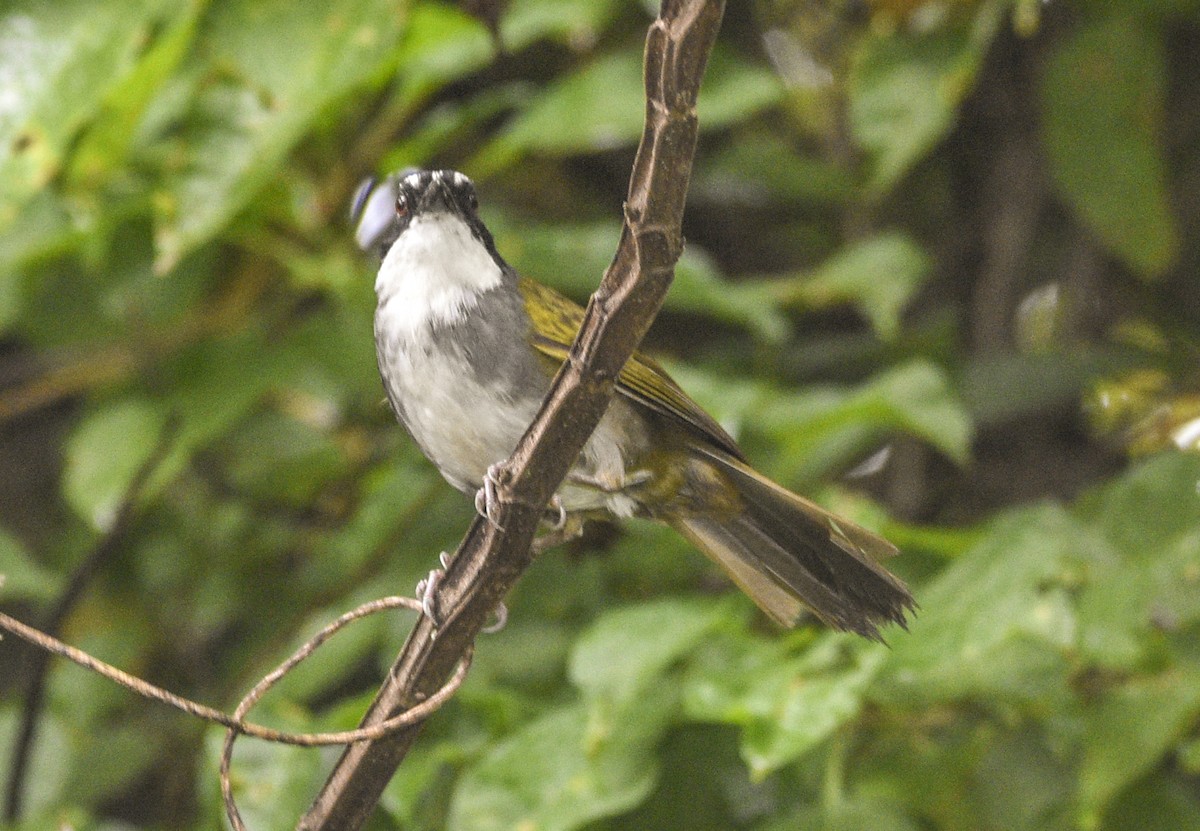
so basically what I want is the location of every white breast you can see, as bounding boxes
[375,211,503,338]
[373,209,649,517]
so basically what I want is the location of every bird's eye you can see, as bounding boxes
[467,190,478,211]
[395,194,409,218]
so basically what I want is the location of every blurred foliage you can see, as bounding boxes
[2,0,1200,829]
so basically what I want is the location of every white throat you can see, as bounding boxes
[375,211,503,337]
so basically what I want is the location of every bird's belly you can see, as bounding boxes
[379,338,651,518]
[382,342,541,493]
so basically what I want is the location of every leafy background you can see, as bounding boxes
[2,0,1200,829]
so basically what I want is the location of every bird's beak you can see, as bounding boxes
[418,177,455,214]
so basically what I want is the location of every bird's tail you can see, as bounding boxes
[667,451,914,640]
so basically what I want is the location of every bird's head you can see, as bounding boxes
[352,169,496,263]
[358,169,509,333]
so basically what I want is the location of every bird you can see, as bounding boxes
[353,168,914,640]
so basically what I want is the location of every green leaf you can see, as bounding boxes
[63,398,168,531]
[382,736,476,828]
[1101,776,1200,831]
[971,725,1076,831]
[567,598,728,800]
[1074,453,1200,668]
[618,724,767,830]
[1041,18,1177,277]
[848,361,973,463]
[222,410,348,506]
[962,351,1100,426]
[670,248,790,342]
[1180,735,1200,775]
[380,0,626,149]
[1077,529,1200,669]
[66,0,208,189]
[0,707,73,819]
[448,700,667,831]
[152,0,405,272]
[381,84,530,173]
[760,799,923,831]
[756,360,973,476]
[162,332,291,460]
[570,598,731,707]
[385,2,494,112]
[878,505,1086,706]
[0,187,79,329]
[0,263,21,334]
[849,4,1001,192]
[664,360,971,484]
[0,0,174,226]
[467,620,576,695]
[1076,452,1200,561]
[694,133,855,206]
[0,527,59,601]
[63,333,301,535]
[499,0,623,51]
[63,720,167,812]
[770,232,932,340]
[684,634,887,777]
[475,46,782,172]
[697,47,787,129]
[262,601,394,704]
[307,457,442,581]
[491,217,788,341]
[1078,663,1200,827]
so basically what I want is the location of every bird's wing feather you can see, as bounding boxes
[517,277,744,460]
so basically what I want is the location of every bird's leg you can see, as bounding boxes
[566,469,653,493]
[415,549,508,633]
[474,463,506,530]
[533,497,584,554]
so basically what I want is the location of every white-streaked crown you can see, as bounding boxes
[398,168,471,190]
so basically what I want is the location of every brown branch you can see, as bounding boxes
[295,2,727,828]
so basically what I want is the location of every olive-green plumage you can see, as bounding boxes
[516,276,912,637]
[362,169,914,640]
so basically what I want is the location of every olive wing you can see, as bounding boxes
[517,277,744,461]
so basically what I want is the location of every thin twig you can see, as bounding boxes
[297,2,726,828]
[3,414,179,823]
[0,592,472,831]
[0,597,469,748]
[218,598,472,831]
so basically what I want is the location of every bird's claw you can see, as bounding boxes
[482,601,508,634]
[415,550,454,627]
[415,551,508,635]
[545,495,567,530]
[474,463,506,531]
[532,512,584,554]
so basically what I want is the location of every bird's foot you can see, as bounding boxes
[474,463,506,531]
[533,510,584,554]
[415,550,454,627]
[415,549,508,634]
[545,494,567,530]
